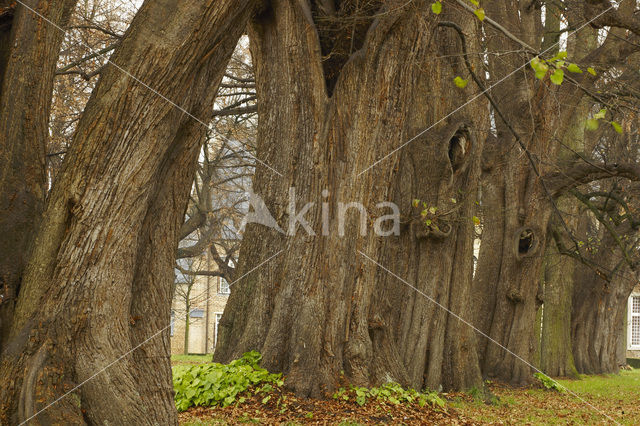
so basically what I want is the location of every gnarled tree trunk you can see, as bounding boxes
[0,0,256,424]
[215,0,487,396]
[571,233,639,374]
[0,0,78,345]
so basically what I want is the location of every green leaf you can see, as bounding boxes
[428,206,437,214]
[567,63,582,73]
[262,395,271,404]
[550,68,564,85]
[412,199,420,208]
[530,57,548,80]
[474,8,485,21]
[594,108,607,119]
[468,0,479,5]
[587,67,597,76]
[611,121,623,134]
[431,1,442,14]
[454,76,468,88]
[472,216,480,226]
[585,118,599,131]
[551,51,568,61]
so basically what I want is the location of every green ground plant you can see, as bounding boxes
[332,382,445,409]
[173,351,283,411]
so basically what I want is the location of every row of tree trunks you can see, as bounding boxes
[538,7,599,379]
[571,226,639,374]
[0,0,78,346]
[473,0,636,383]
[215,0,487,396]
[473,0,555,384]
[0,0,257,424]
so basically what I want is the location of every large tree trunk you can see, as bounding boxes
[0,1,256,424]
[0,0,78,345]
[571,234,639,374]
[215,0,487,396]
[540,240,579,378]
[471,0,626,383]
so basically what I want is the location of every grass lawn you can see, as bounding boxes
[173,364,640,425]
[451,368,640,425]
[171,354,211,365]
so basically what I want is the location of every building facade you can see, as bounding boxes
[628,284,640,359]
[171,252,230,355]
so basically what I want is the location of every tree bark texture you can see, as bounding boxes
[571,232,639,374]
[540,240,579,378]
[0,0,256,424]
[472,0,630,383]
[215,0,487,396]
[0,0,78,346]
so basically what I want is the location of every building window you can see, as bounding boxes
[627,295,640,350]
[214,313,223,347]
[190,308,205,319]
[630,295,640,349]
[219,277,230,295]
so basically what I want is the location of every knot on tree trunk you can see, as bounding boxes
[507,288,524,304]
[413,219,452,240]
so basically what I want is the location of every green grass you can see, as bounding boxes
[452,368,640,425]
[171,354,211,365]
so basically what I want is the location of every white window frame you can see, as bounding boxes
[219,277,230,295]
[628,293,640,350]
[214,312,223,347]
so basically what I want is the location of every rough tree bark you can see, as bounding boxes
[539,9,597,379]
[473,0,637,383]
[0,0,256,424]
[0,0,78,346]
[571,232,639,374]
[215,0,487,396]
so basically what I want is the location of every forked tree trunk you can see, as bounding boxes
[215,0,487,396]
[0,0,78,345]
[571,234,638,374]
[0,1,256,424]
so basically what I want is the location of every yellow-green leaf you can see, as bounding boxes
[454,76,468,88]
[431,1,442,14]
[472,216,481,226]
[611,121,623,134]
[551,51,568,61]
[474,8,485,21]
[594,108,607,119]
[412,199,420,208]
[587,67,597,76]
[469,0,479,5]
[585,118,599,131]
[530,57,548,80]
[567,63,582,73]
[550,68,564,85]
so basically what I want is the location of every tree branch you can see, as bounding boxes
[545,160,640,197]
